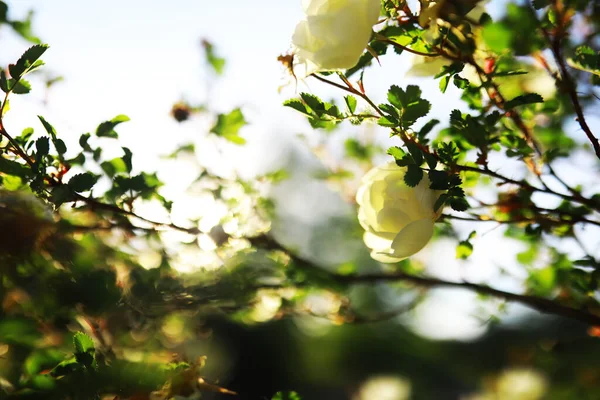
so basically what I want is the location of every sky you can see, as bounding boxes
[2,0,597,341]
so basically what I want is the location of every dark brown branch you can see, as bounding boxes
[534,3,600,160]
[250,236,600,327]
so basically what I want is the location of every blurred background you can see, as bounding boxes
[2,1,600,399]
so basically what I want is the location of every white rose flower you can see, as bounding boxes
[356,162,443,263]
[291,0,381,77]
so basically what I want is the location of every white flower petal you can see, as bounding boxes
[390,218,435,260]
[291,0,380,74]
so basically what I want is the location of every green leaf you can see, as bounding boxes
[38,116,67,155]
[300,93,325,115]
[210,108,247,144]
[73,332,95,368]
[449,196,470,212]
[387,85,431,128]
[101,158,127,177]
[567,46,600,76]
[202,40,226,75]
[344,95,357,114]
[0,318,41,346]
[345,139,372,161]
[378,116,399,127]
[8,44,48,80]
[79,133,92,152]
[423,152,437,169]
[405,142,423,165]
[37,116,58,140]
[418,119,439,138]
[481,22,512,53]
[428,170,450,190]
[50,357,80,377]
[453,75,470,89]
[387,146,405,160]
[456,240,474,259]
[54,139,67,154]
[504,93,544,109]
[404,164,423,187]
[96,114,130,138]
[284,99,310,116]
[439,75,450,93]
[0,157,30,177]
[10,79,31,94]
[0,69,10,93]
[50,185,74,206]
[9,12,42,44]
[73,332,95,355]
[67,173,98,193]
[122,147,133,173]
[35,136,49,157]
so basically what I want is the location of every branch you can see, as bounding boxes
[250,236,600,326]
[533,2,600,160]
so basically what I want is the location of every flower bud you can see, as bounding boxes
[356,162,443,263]
[291,0,381,77]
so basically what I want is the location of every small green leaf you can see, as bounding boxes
[456,240,473,259]
[428,170,450,190]
[101,158,127,177]
[8,44,48,80]
[423,152,437,169]
[439,75,450,93]
[50,357,80,377]
[67,173,98,193]
[406,142,423,165]
[73,332,94,355]
[0,157,30,177]
[344,95,357,114]
[284,99,310,116]
[54,139,67,154]
[37,116,58,140]
[300,93,325,115]
[79,133,92,152]
[210,108,247,144]
[387,146,405,159]
[377,116,398,127]
[387,85,431,127]
[453,75,470,89]
[481,22,512,53]
[504,93,544,109]
[96,114,130,138]
[122,147,133,173]
[345,138,372,161]
[36,136,49,157]
[73,332,95,368]
[11,79,31,94]
[449,196,470,212]
[404,164,423,187]
[202,40,226,75]
[418,119,440,139]
[0,69,10,93]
